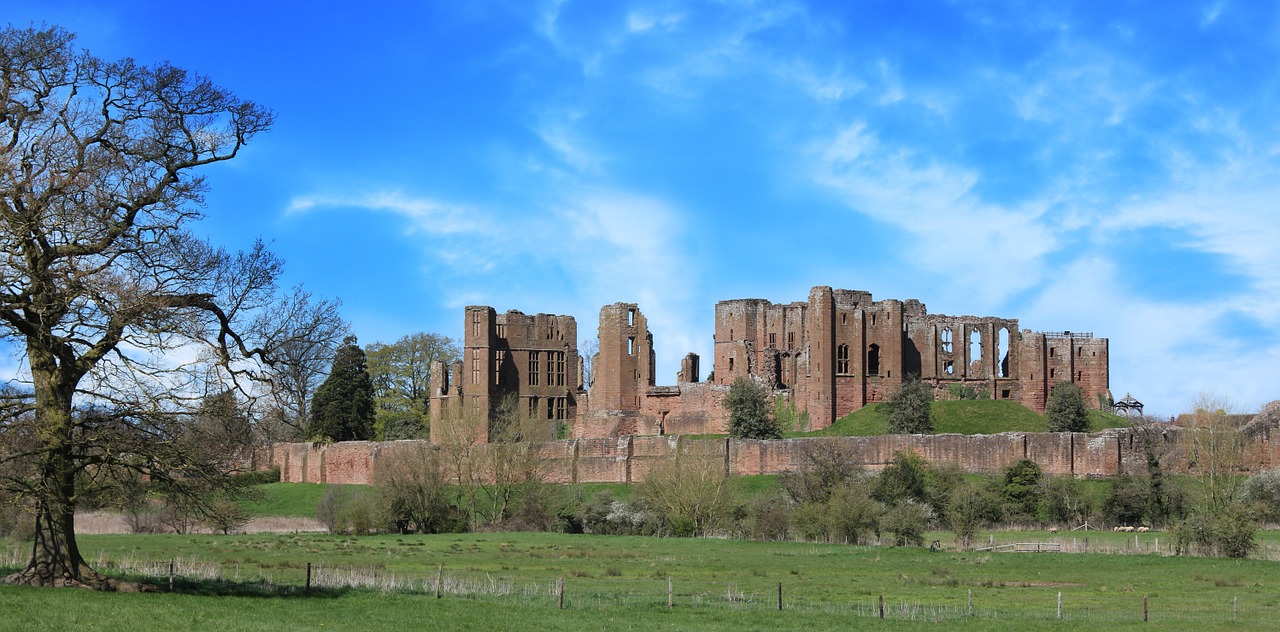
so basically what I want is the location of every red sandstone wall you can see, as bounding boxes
[271,426,1279,487]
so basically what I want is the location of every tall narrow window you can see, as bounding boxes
[555,398,566,420]
[628,309,635,326]
[836,344,850,374]
[471,348,481,385]
[495,323,506,339]
[941,327,953,353]
[494,351,504,385]
[867,344,880,376]
[554,351,565,386]
[471,311,481,336]
[528,397,539,419]
[628,337,635,356]
[728,356,735,372]
[769,333,776,347]
[787,332,795,348]
[529,352,540,386]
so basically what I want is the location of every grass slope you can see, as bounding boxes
[806,400,1131,437]
[4,531,1278,631]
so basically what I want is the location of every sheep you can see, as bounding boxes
[1136,526,1150,533]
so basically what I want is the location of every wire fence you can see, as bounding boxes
[11,547,1258,627]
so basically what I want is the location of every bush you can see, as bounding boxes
[884,378,934,434]
[947,481,997,549]
[726,377,779,439]
[375,446,464,534]
[1171,503,1257,558]
[881,500,932,546]
[316,486,380,535]
[873,451,930,506]
[638,455,738,537]
[1241,469,1280,524]
[204,498,250,535]
[1102,474,1150,527]
[1000,459,1043,521]
[1046,381,1089,432]
[947,383,977,400]
[780,440,866,505]
[740,489,793,541]
[230,468,281,486]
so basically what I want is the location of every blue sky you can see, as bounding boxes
[7,1,1279,416]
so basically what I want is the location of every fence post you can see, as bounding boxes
[967,589,973,618]
[668,577,673,609]
[777,582,783,611]
[305,562,311,594]
[1234,596,1238,623]
[168,560,174,593]
[1057,591,1063,620]
[1143,595,1148,622]
[435,565,443,599]
[557,577,565,609]
[879,594,885,619]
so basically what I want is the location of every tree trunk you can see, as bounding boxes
[3,364,112,589]
[4,493,109,589]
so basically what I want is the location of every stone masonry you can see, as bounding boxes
[430,285,1110,440]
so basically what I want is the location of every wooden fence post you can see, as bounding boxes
[668,577,673,609]
[557,577,565,609]
[1143,595,1148,622]
[1057,591,1063,620]
[967,589,973,618]
[305,562,311,594]
[435,565,443,599]
[777,582,782,611]
[879,595,885,619]
[168,560,174,593]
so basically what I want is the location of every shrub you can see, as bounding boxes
[881,500,932,547]
[884,378,934,434]
[726,377,779,439]
[873,451,930,506]
[947,481,997,549]
[1001,459,1043,521]
[1046,381,1089,432]
[1171,502,1257,558]
[1241,469,1280,524]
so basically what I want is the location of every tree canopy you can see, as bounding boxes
[725,377,780,440]
[365,332,459,440]
[0,25,326,589]
[1045,381,1089,432]
[309,336,376,442]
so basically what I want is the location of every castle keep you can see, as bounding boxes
[429,285,1111,440]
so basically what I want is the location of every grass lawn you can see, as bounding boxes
[804,400,1132,437]
[4,531,1278,630]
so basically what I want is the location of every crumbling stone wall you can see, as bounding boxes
[274,424,1280,485]
[429,306,580,443]
[711,286,1109,428]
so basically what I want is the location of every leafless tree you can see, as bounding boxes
[0,25,320,588]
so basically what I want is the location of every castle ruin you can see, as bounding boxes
[429,285,1111,440]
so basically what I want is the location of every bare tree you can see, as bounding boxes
[257,291,349,443]
[0,26,294,588]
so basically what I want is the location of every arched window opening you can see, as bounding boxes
[868,344,880,376]
[837,344,850,374]
[998,327,1010,378]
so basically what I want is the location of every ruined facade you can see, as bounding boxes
[430,285,1110,440]
[428,307,580,443]
[712,286,1110,429]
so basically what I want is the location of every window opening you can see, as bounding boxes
[997,327,1010,378]
[837,344,850,374]
[941,327,952,354]
[471,311,481,336]
[728,356,735,372]
[969,329,982,371]
[628,309,635,326]
[494,351,504,385]
[529,352,540,386]
[495,323,506,339]
[471,349,481,385]
[628,337,635,356]
[867,344,880,376]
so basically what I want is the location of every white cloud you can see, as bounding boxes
[812,123,1057,307]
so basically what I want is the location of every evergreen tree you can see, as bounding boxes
[884,377,934,434]
[1045,381,1089,432]
[309,336,376,441]
[725,377,780,439]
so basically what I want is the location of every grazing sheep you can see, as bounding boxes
[1048,527,1058,534]
[1136,526,1150,533]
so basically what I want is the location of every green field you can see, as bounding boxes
[3,530,1278,631]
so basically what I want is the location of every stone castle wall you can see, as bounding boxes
[272,425,1277,486]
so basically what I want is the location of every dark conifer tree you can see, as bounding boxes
[309,336,376,441]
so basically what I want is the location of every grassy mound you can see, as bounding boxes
[802,400,1131,437]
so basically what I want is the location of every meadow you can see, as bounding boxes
[4,529,1279,631]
